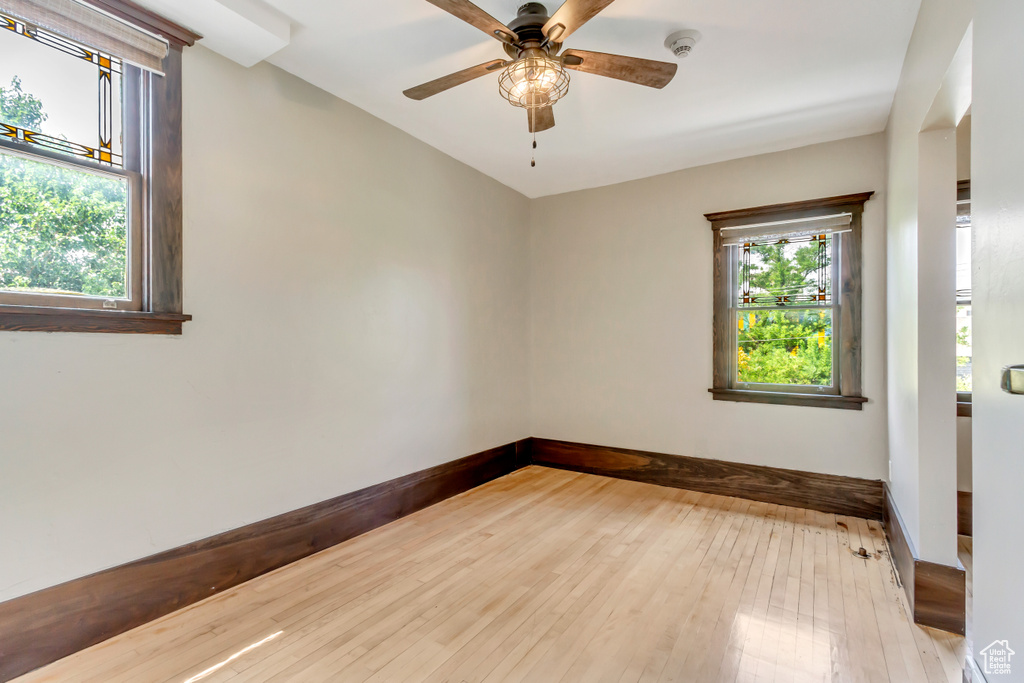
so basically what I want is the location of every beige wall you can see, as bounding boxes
[0,46,531,602]
[529,134,888,480]
[957,114,972,181]
[884,0,972,566]
[957,416,972,492]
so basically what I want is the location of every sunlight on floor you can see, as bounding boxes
[181,630,283,683]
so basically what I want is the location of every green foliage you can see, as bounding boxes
[955,305,972,391]
[738,238,833,386]
[0,80,127,298]
[738,310,832,386]
[956,370,972,392]
[747,242,822,297]
[957,325,971,349]
[0,76,47,130]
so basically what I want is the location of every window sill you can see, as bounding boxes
[0,305,191,335]
[709,388,867,411]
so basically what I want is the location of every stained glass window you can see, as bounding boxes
[0,10,134,306]
[733,232,836,389]
[739,234,831,308]
[0,12,123,166]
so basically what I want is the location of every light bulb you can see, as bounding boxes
[498,55,570,109]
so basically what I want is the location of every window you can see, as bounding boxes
[0,19,137,310]
[705,193,873,410]
[0,0,197,334]
[956,180,972,416]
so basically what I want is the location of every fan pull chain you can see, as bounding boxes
[530,112,537,167]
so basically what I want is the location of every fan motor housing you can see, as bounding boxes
[505,3,556,58]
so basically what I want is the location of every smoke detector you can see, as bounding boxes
[665,29,702,59]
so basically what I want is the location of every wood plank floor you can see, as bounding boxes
[15,467,969,683]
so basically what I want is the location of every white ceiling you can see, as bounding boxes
[134,0,922,198]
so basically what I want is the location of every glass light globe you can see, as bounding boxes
[498,55,570,109]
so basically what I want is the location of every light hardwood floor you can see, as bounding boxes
[16,467,969,683]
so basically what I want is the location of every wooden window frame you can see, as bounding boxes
[0,0,198,334]
[705,192,874,410]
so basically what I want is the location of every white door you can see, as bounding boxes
[972,1,1024,678]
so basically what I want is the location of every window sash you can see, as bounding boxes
[956,212,971,302]
[0,64,145,311]
[956,301,972,398]
[0,146,143,310]
[735,234,834,308]
[728,239,841,395]
[1,9,129,167]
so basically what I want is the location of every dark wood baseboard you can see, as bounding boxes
[530,437,883,520]
[0,440,530,682]
[958,490,972,537]
[883,485,966,635]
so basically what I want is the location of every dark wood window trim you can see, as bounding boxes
[706,389,868,410]
[0,305,191,335]
[705,192,874,410]
[957,179,971,202]
[80,0,201,48]
[957,395,972,418]
[0,0,198,336]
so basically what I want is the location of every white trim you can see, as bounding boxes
[966,655,990,682]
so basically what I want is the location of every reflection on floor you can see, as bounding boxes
[16,467,969,682]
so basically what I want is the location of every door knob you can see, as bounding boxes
[1001,365,1024,394]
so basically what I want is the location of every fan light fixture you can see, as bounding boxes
[404,0,680,167]
[498,54,570,109]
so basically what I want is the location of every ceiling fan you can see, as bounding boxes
[403,0,679,135]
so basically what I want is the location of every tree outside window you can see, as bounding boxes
[1,77,129,300]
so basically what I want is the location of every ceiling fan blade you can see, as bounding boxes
[528,106,555,133]
[560,49,677,88]
[542,0,617,43]
[404,59,506,100]
[425,0,518,44]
